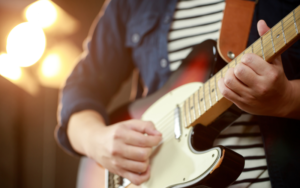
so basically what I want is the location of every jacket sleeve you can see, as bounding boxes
[55,0,133,156]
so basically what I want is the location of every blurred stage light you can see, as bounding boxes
[24,0,79,35]
[0,53,22,80]
[25,0,57,28]
[6,22,46,67]
[37,41,81,88]
[0,53,39,95]
[41,54,61,77]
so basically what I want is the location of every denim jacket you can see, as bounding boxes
[56,0,300,187]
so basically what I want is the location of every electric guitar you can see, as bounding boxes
[84,6,300,188]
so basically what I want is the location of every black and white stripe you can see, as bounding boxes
[168,1,271,187]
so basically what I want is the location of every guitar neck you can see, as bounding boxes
[183,5,300,128]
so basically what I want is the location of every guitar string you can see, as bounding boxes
[145,11,300,146]
[249,10,300,53]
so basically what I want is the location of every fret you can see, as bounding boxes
[283,12,298,43]
[260,37,265,60]
[244,45,252,54]
[197,89,201,116]
[183,101,188,127]
[193,93,197,118]
[293,10,299,34]
[216,72,223,100]
[235,58,237,66]
[251,44,254,53]
[186,99,192,124]
[208,82,212,107]
[272,22,285,52]
[202,84,207,111]
[189,95,196,121]
[270,28,276,53]
[214,76,218,102]
[221,69,223,78]
[281,20,287,44]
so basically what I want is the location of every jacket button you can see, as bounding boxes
[164,15,170,23]
[160,58,167,68]
[132,33,140,44]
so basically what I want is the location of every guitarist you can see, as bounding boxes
[55,0,300,187]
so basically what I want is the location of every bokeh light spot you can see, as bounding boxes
[25,0,57,28]
[6,22,46,67]
[0,54,22,80]
[41,54,61,77]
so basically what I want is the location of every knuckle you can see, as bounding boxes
[138,163,148,172]
[221,88,229,97]
[234,66,244,77]
[139,149,149,161]
[242,54,252,64]
[111,159,118,166]
[270,70,279,82]
[224,77,232,86]
[260,86,268,95]
[110,145,119,156]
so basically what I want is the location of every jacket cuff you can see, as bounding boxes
[55,99,109,156]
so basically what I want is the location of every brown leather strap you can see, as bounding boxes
[218,0,256,63]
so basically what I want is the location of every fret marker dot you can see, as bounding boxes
[277,34,280,38]
[200,98,203,101]
[212,89,214,92]
[190,106,194,110]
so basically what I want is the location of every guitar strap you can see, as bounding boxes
[217,0,256,63]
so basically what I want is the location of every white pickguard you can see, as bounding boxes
[140,83,222,188]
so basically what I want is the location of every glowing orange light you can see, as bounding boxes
[41,54,61,77]
[6,22,46,67]
[0,53,22,80]
[25,0,57,28]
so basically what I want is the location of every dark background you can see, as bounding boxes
[0,0,107,187]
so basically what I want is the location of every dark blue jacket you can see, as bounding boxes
[56,0,300,187]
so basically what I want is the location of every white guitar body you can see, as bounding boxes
[140,83,222,188]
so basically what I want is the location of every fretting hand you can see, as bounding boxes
[218,20,297,117]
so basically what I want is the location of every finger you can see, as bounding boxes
[257,20,270,36]
[121,166,151,185]
[123,129,162,147]
[115,157,149,174]
[223,68,248,96]
[121,145,152,161]
[218,78,242,103]
[234,62,260,88]
[241,53,272,76]
[125,120,162,136]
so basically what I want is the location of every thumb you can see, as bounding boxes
[257,20,270,36]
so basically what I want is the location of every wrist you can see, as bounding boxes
[67,110,107,156]
[84,122,107,158]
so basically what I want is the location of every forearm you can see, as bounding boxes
[67,110,106,156]
[284,79,300,120]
